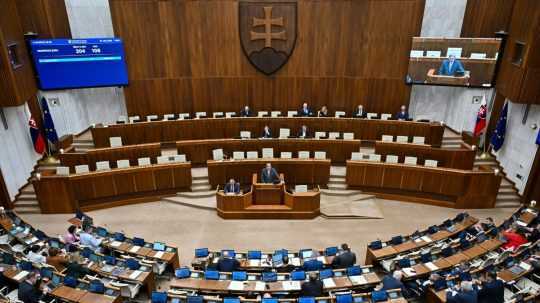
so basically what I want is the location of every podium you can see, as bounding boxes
[426,68,470,86]
[216,174,320,219]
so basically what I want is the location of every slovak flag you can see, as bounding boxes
[473,96,487,136]
[29,116,45,154]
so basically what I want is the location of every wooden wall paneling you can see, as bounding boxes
[92,175,116,198]
[33,176,76,213]
[523,149,540,204]
[113,171,137,195]
[134,170,156,192]
[16,0,71,38]
[461,0,515,37]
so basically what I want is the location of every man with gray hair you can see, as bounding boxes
[446,280,478,303]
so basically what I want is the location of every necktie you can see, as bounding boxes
[449,61,453,72]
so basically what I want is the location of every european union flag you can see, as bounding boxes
[40,97,58,144]
[536,130,540,145]
[490,101,508,151]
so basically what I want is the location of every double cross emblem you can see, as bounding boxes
[250,7,286,48]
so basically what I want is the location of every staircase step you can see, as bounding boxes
[320,189,363,197]
[498,187,516,194]
[329,177,346,183]
[37,166,57,171]
[18,194,37,201]
[191,184,212,191]
[192,179,210,185]
[496,194,521,202]
[495,201,522,208]
[192,175,209,181]
[15,200,39,207]
[327,183,348,190]
[73,138,94,144]
[13,206,41,214]
[177,190,215,198]
[20,184,35,194]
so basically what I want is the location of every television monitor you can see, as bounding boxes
[30,38,128,90]
[153,242,166,251]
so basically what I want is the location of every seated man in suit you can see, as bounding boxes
[261,163,280,184]
[216,251,240,272]
[240,105,252,117]
[298,102,313,117]
[318,105,329,117]
[396,105,409,120]
[300,272,324,297]
[297,125,310,138]
[224,178,240,194]
[331,243,356,268]
[438,54,465,76]
[446,280,478,303]
[353,104,366,118]
[476,271,504,303]
[18,271,49,303]
[261,125,272,138]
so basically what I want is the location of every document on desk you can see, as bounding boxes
[519,262,532,271]
[349,275,367,285]
[154,251,165,258]
[249,259,260,267]
[129,246,141,253]
[255,281,266,291]
[323,278,336,288]
[317,256,326,263]
[13,270,29,281]
[516,221,527,227]
[129,270,142,280]
[402,267,416,277]
[421,235,432,243]
[291,258,301,266]
[425,262,438,271]
[282,281,301,291]
[110,241,122,247]
[228,281,245,291]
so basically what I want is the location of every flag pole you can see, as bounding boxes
[38,95,58,164]
[479,92,497,159]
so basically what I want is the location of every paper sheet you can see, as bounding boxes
[282,281,301,291]
[349,275,367,285]
[421,235,433,243]
[519,262,532,271]
[228,281,245,291]
[154,251,165,258]
[323,278,336,288]
[425,262,438,271]
[291,258,301,266]
[129,246,141,253]
[129,270,142,279]
[255,281,266,291]
[402,267,416,277]
[13,271,29,281]
[110,241,122,247]
[249,260,260,267]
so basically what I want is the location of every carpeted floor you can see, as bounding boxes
[19,199,517,266]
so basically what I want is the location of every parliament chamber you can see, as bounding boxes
[1,0,540,303]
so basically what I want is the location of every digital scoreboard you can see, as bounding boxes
[30,38,128,90]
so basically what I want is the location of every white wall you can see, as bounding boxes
[0,105,41,200]
[494,102,540,194]
[420,0,467,37]
[41,0,127,137]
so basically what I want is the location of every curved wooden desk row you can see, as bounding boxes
[374,141,475,170]
[346,161,501,209]
[91,117,444,148]
[208,159,331,188]
[33,163,192,213]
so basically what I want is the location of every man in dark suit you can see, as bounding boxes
[240,106,252,117]
[297,125,310,138]
[298,102,313,117]
[224,179,240,194]
[18,272,47,303]
[439,54,465,76]
[446,281,478,303]
[261,125,272,138]
[216,251,240,272]
[396,105,409,120]
[261,163,280,183]
[476,271,504,303]
[353,105,366,118]
[331,243,356,268]
[300,272,324,297]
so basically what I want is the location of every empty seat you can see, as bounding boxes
[343,132,354,140]
[328,132,340,139]
[412,136,425,144]
[173,154,187,162]
[279,128,290,139]
[262,148,274,158]
[129,116,140,123]
[298,151,310,159]
[258,111,268,117]
[287,111,297,117]
[212,149,224,161]
[56,166,70,176]
[117,160,130,168]
[314,151,326,159]
[381,135,394,142]
[163,114,175,121]
[75,165,90,174]
[225,112,236,118]
[404,156,418,165]
[396,136,408,143]
[240,131,251,139]
[213,112,224,118]
[367,113,378,119]
[96,161,111,171]
[368,154,381,162]
[335,111,346,118]
[380,113,392,120]
[424,159,438,167]
[233,151,245,160]
[146,115,158,121]
[280,152,292,159]
[157,156,169,164]
[295,185,308,193]
[271,111,281,117]
[137,157,151,166]
[246,151,258,159]
[385,155,399,163]
[195,112,207,119]
[109,136,122,147]
[315,131,326,139]
[351,152,364,161]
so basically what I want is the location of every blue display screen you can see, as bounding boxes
[30,38,128,90]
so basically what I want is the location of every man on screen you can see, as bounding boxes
[240,105,252,117]
[438,54,465,76]
[261,163,281,184]
[224,178,240,194]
